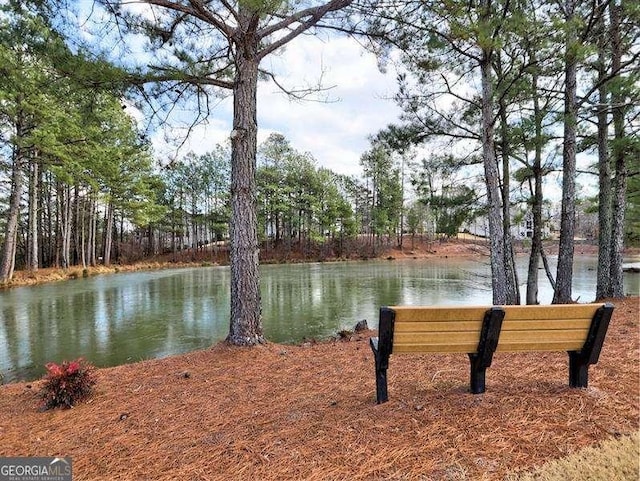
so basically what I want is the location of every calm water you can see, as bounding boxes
[1,257,638,382]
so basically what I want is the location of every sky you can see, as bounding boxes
[150,33,403,178]
[73,2,597,198]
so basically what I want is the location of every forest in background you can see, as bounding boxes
[1,1,638,312]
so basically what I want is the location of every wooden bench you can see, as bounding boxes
[370,303,614,403]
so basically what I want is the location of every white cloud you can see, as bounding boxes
[258,35,402,176]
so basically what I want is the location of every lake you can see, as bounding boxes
[1,256,638,382]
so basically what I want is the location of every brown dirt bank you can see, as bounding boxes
[1,296,638,480]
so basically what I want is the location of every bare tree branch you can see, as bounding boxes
[257,0,350,40]
[257,0,353,60]
[138,0,233,36]
[259,68,338,102]
[187,0,234,36]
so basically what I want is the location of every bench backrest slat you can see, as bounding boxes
[391,306,489,322]
[394,331,482,353]
[390,306,486,354]
[497,304,600,352]
[388,303,603,354]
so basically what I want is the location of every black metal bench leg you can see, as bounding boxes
[569,351,589,388]
[370,338,389,403]
[468,354,487,394]
[371,337,389,403]
[375,365,389,403]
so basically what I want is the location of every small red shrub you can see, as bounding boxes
[39,358,96,410]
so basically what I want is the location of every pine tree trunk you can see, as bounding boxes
[37,165,45,268]
[0,124,26,283]
[553,0,578,304]
[226,14,265,345]
[398,156,405,249]
[114,213,122,263]
[73,185,81,266]
[42,173,53,267]
[526,70,545,305]
[0,156,22,282]
[54,185,60,267]
[104,201,114,266]
[609,2,626,298]
[479,16,507,305]
[80,196,87,269]
[148,224,155,256]
[8,230,17,277]
[58,183,72,269]
[91,195,98,266]
[86,193,95,267]
[64,185,72,268]
[27,155,39,272]
[499,99,520,305]
[596,0,613,300]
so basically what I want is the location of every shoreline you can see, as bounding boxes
[3,239,639,291]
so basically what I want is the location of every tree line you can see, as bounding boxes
[0,1,638,346]
[0,5,161,282]
[0,0,407,280]
[361,0,638,304]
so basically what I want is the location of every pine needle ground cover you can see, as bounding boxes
[1,296,638,480]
